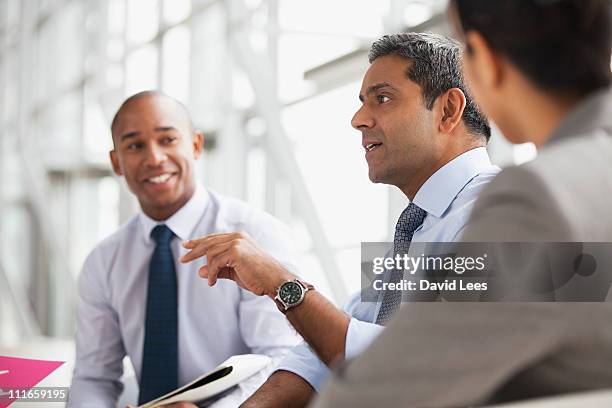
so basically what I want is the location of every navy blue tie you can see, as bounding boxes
[376,203,427,325]
[139,224,179,405]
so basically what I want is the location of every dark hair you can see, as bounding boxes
[451,0,612,95]
[369,32,491,141]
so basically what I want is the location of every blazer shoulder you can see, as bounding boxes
[462,164,573,242]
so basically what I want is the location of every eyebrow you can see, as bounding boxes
[155,126,178,133]
[119,131,139,142]
[119,126,178,142]
[359,82,398,102]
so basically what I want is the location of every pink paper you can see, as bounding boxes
[0,356,64,408]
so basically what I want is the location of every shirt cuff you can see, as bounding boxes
[345,317,384,360]
[275,343,330,392]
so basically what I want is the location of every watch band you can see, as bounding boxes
[274,279,315,313]
[296,279,315,291]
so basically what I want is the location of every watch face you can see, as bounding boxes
[279,281,303,305]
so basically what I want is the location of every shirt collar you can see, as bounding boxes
[139,185,209,243]
[547,86,612,145]
[412,147,493,218]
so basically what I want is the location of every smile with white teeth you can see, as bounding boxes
[147,173,172,184]
[366,143,381,152]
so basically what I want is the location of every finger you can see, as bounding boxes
[181,232,232,249]
[183,231,245,248]
[180,244,209,263]
[179,238,223,263]
[207,250,233,286]
[193,241,233,281]
[199,264,209,279]
[200,265,246,291]
[180,234,237,263]
[205,240,234,263]
[207,248,234,286]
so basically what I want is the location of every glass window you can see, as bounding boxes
[246,147,267,211]
[83,85,113,161]
[36,92,82,165]
[189,2,228,130]
[125,44,159,95]
[107,0,126,36]
[278,0,387,37]
[277,33,359,102]
[1,205,33,287]
[35,2,84,103]
[126,0,159,45]
[5,0,20,29]
[161,24,190,103]
[163,0,191,26]
[283,81,389,248]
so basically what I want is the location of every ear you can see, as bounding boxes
[109,150,123,176]
[465,30,503,88]
[438,88,466,134]
[192,130,204,159]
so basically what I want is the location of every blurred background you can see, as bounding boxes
[0,0,540,356]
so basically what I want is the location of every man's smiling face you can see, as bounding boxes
[110,94,203,220]
[351,54,438,190]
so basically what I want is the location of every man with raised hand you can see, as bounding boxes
[312,1,612,407]
[181,33,499,408]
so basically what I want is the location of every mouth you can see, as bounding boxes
[364,143,382,153]
[143,172,177,186]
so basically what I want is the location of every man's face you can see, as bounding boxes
[352,55,438,190]
[110,95,203,220]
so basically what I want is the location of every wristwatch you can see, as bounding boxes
[274,279,314,312]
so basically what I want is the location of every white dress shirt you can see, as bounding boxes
[275,147,501,391]
[69,186,302,407]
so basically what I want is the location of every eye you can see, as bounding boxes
[161,136,177,144]
[377,95,390,104]
[127,142,143,151]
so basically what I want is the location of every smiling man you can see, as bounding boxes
[68,91,302,408]
[179,33,499,408]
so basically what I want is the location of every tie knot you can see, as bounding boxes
[393,203,427,254]
[398,203,427,229]
[151,224,174,246]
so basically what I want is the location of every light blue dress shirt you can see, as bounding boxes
[275,147,501,391]
[69,186,303,408]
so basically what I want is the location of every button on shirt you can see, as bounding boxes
[275,147,501,391]
[69,187,303,407]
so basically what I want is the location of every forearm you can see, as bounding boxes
[240,370,315,408]
[182,233,351,365]
[250,267,350,366]
[282,292,350,365]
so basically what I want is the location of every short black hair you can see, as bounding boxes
[451,0,612,95]
[369,32,491,141]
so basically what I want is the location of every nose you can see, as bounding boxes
[144,143,167,167]
[351,104,374,130]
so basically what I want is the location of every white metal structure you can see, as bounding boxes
[0,0,529,341]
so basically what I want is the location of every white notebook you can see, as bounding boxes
[138,354,272,408]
